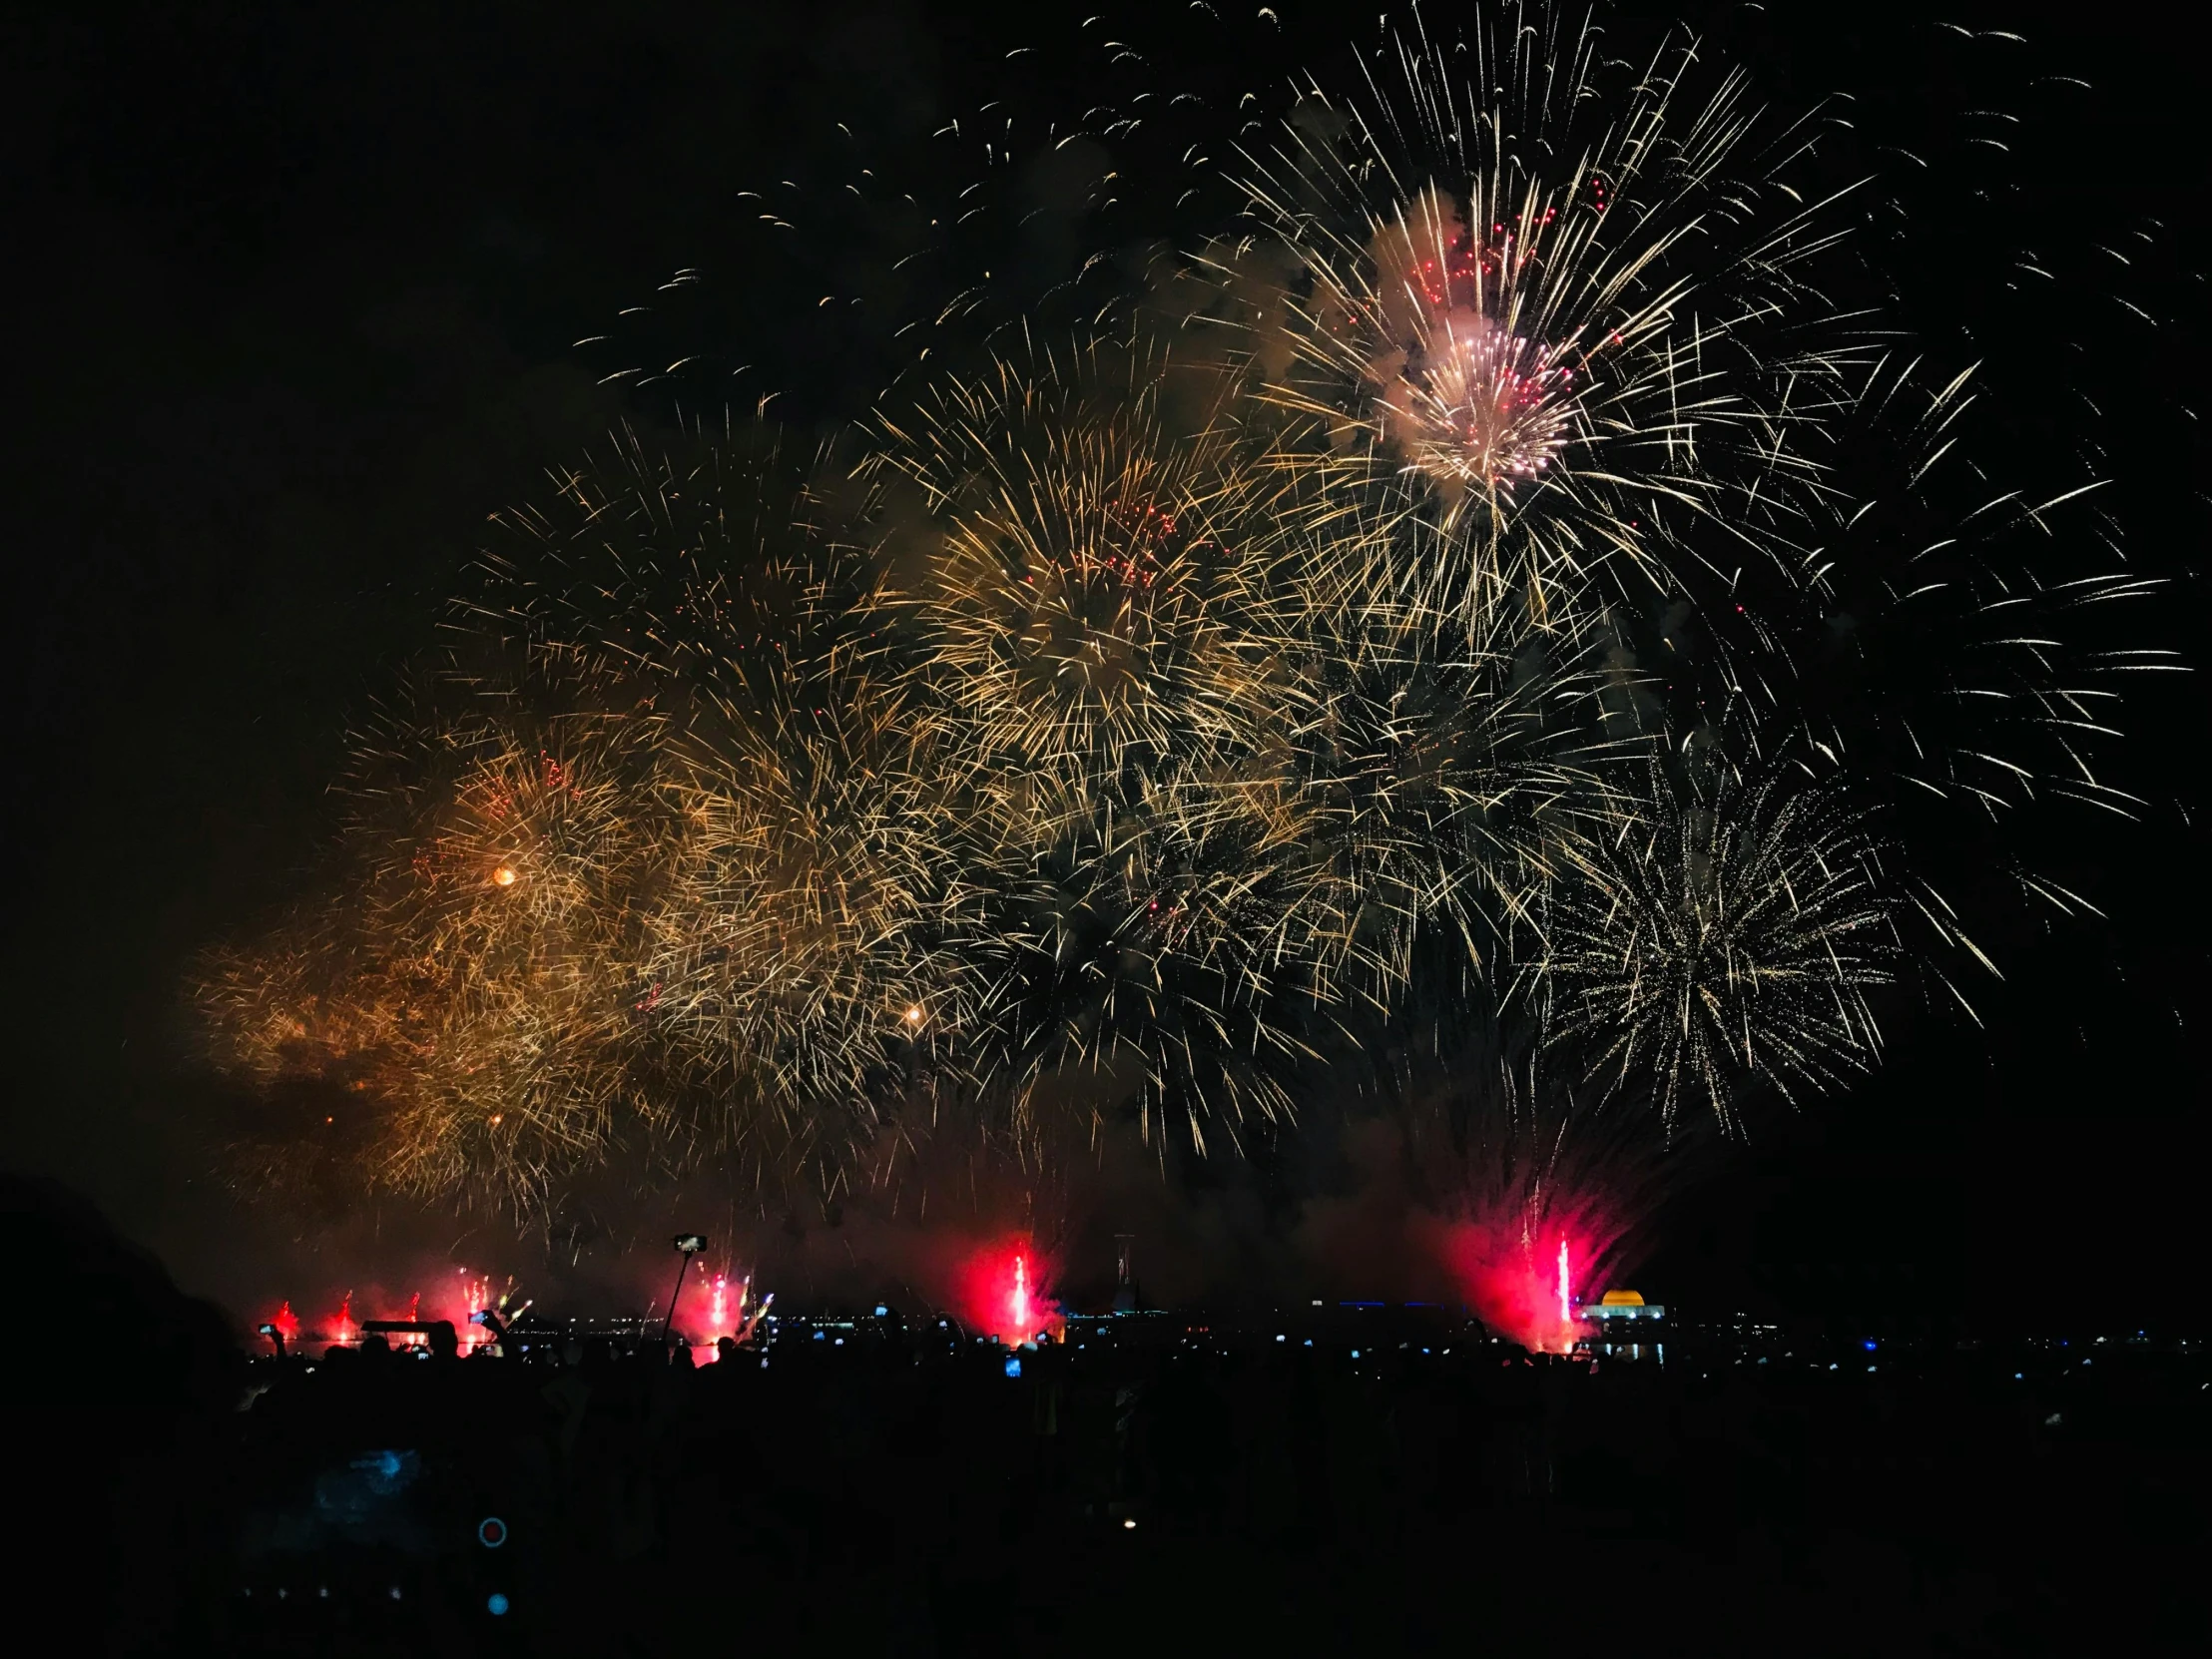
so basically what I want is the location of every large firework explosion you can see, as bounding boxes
[193,4,2160,1223]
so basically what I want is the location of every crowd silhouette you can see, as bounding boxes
[7,1176,2204,1656]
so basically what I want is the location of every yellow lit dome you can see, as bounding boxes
[1599,1290,1645,1307]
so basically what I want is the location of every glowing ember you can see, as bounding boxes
[491,864,518,887]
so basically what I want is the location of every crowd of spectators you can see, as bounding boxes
[8,1174,2205,1655]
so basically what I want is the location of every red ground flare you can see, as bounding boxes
[672,1267,757,1348]
[1431,1183,1637,1354]
[270,1301,299,1344]
[415,1269,500,1346]
[951,1236,1063,1346]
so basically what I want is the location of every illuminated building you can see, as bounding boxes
[1579,1289,1667,1361]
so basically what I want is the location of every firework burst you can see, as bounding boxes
[190,5,2162,1220]
[1542,757,1897,1130]
[1222,12,1868,631]
[199,706,683,1215]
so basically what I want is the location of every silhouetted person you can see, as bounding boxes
[3,1174,241,1653]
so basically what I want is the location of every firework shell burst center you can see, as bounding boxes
[1354,186,1588,495]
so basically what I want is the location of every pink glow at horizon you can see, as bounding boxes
[671,1266,769,1350]
[953,1236,1061,1346]
[1433,1174,1636,1355]
[277,1272,512,1348]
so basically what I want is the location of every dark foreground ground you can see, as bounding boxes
[15,1180,2207,1657]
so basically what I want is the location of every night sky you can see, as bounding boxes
[3,1,2203,1326]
